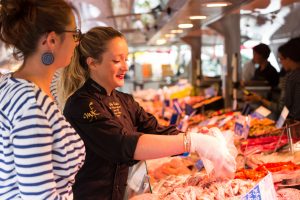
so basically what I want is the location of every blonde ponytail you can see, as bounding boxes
[57,46,89,110]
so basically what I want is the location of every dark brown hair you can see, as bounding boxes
[253,43,271,59]
[0,0,73,60]
[278,36,300,63]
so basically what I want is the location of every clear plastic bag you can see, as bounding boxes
[202,127,237,178]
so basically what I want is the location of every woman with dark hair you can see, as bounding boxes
[58,26,236,200]
[278,36,300,120]
[0,0,85,199]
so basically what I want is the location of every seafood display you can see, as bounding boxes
[152,173,256,200]
[130,91,300,199]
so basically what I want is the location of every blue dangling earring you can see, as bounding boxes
[41,52,54,65]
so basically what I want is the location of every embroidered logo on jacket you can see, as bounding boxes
[83,102,100,121]
[108,101,122,117]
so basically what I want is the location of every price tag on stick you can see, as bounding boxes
[276,106,289,128]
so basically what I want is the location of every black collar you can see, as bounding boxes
[86,78,115,96]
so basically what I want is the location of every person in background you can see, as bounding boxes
[279,36,300,121]
[244,38,300,119]
[57,26,236,200]
[0,0,85,199]
[252,43,279,87]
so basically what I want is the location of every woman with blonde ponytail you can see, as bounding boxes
[60,26,236,200]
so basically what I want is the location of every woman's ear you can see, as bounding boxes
[86,57,97,70]
[41,31,57,48]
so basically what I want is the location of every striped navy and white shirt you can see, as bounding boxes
[50,69,61,105]
[0,74,85,200]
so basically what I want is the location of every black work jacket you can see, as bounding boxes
[253,62,279,87]
[63,78,179,200]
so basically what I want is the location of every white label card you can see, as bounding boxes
[276,106,289,128]
[255,106,271,117]
[242,172,277,200]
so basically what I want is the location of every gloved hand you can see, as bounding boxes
[189,132,236,178]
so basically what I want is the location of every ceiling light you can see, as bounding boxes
[170,29,183,34]
[165,33,175,38]
[156,39,166,45]
[189,15,207,20]
[178,23,193,29]
[205,2,231,7]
